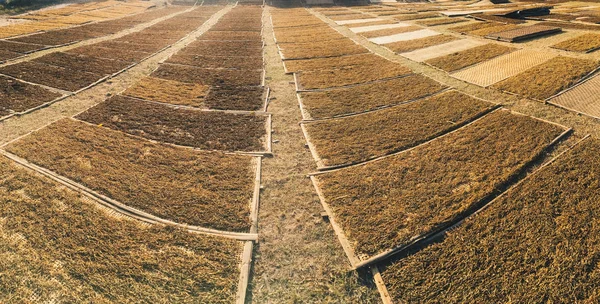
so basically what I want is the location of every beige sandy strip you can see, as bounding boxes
[369,29,439,45]
[401,39,484,62]
[548,74,600,119]
[350,22,411,33]
[336,18,384,25]
[451,49,556,87]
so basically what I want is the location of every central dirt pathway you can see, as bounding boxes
[249,6,380,303]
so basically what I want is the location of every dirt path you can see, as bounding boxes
[0,5,232,146]
[248,6,380,303]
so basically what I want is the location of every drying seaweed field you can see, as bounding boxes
[3,0,600,303]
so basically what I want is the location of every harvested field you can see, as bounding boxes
[448,21,501,34]
[205,86,266,111]
[66,46,151,63]
[179,40,263,57]
[167,54,263,70]
[485,25,561,42]
[152,64,263,87]
[385,35,459,53]
[34,52,131,75]
[416,17,467,26]
[296,61,412,90]
[10,29,91,46]
[425,43,516,72]
[0,76,62,116]
[346,20,399,28]
[552,33,600,53]
[492,56,598,100]
[76,95,268,152]
[0,61,103,92]
[313,110,565,259]
[299,74,446,119]
[123,77,209,108]
[304,91,495,168]
[360,26,423,39]
[5,119,257,232]
[202,30,262,40]
[93,40,164,53]
[284,53,391,73]
[380,138,600,303]
[278,40,367,60]
[0,40,46,53]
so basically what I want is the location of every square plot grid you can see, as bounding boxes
[369,29,439,45]
[350,22,412,33]
[485,25,562,42]
[451,49,557,87]
[336,18,384,25]
[549,74,600,119]
[401,39,484,62]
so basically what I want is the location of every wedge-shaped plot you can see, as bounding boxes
[33,52,132,75]
[549,73,600,119]
[0,156,243,303]
[166,54,263,70]
[400,39,484,62]
[312,110,566,263]
[385,34,458,53]
[77,95,269,152]
[0,61,104,92]
[284,53,391,74]
[278,39,367,60]
[0,75,63,116]
[349,22,411,33]
[369,28,439,44]
[380,138,600,303]
[492,56,598,100]
[425,43,516,72]
[452,49,556,87]
[299,74,446,119]
[152,64,263,87]
[5,119,259,232]
[296,62,411,90]
[485,25,561,42]
[303,91,496,169]
[552,33,600,53]
[123,76,209,108]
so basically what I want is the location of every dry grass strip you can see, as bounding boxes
[448,21,501,34]
[284,53,391,73]
[380,138,600,303]
[5,119,257,232]
[123,76,209,108]
[278,39,368,60]
[0,156,241,303]
[385,35,458,53]
[360,26,422,38]
[303,91,495,168]
[0,75,62,117]
[492,56,599,100]
[416,17,468,26]
[552,33,600,53]
[347,20,399,28]
[299,74,446,119]
[425,43,516,72]
[313,110,565,259]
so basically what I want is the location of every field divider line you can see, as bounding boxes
[237,241,254,304]
[350,126,574,270]
[371,265,393,304]
[0,149,259,241]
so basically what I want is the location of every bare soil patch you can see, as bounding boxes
[123,76,209,108]
[152,63,263,87]
[0,61,103,92]
[552,33,600,52]
[5,118,257,232]
[425,43,516,72]
[385,35,458,53]
[314,110,564,258]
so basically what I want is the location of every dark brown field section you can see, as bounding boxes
[284,53,392,74]
[304,91,495,168]
[5,118,258,232]
[314,110,565,259]
[93,40,167,53]
[10,28,101,46]
[202,30,262,41]
[0,156,241,303]
[296,62,412,90]
[66,46,151,63]
[0,40,46,53]
[76,95,268,152]
[381,138,600,303]
[0,61,103,92]
[0,75,62,116]
[278,39,368,60]
[33,52,132,75]
[177,40,263,57]
[485,25,562,42]
[152,63,263,87]
[205,86,266,111]
[166,54,263,70]
[300,74,447,119]
[0,49,22,62]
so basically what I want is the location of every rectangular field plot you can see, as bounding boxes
[33,52,131,75]
[278,40,367,60]
[299,74,446,119]
[335,18,384,25]
[360,25,423,39]
[76,95,269,153]
[451,49,556,87]
[123,76,209,108]
[347,19,400,28]
[485,25,561,42]
[0,40,46,53]
[552,33,600,53]
[284,53,392,74]
[205,86,267,111]
[385,34,459,53]
[5,118,259,232]
[368,28,439,44]
[0,76,62,116]
[349,22,411,33]
[400,39,484,62]
[202,30,262,41]
[179,40,263,57]
[166,54,263,70]
[303,91,496,168]
[152,64,263,87]
[0,156,242,303]
[492,56,598,100]
[415,17,467,26]
[0,49,22,62]
[425,43,516,72]
[66,46,151,63]
[296,62,411,90]
[0,61,103,92]
[313,110,566,262]
[380,138,600,303]
[549,73,600,118]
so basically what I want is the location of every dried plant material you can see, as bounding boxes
[485,25,561,42]
[471,14,525,24]
[33,52,131,75]
[381,139,600,303]
[426,43,516,72]
[284,53,390,73]
[167,54,263,70]
[314,110,564,258]
[347,20,399,28]
[329,14,375,21]
[0,40,45,53]
[123,76,209,107]
[0,156,241,303]
[0,61,103,92]
[386,35,458,53]
[67,46,150,63]
[300,74,446,119]
[552,33,600,53]
[360,25,422,38]
[304,91,495,167]
[469,24,519,36]
[6,119,257,232]
[296,61,411,90]
[416,17,467,26]
[538,21,600,31]
[202,30,262,40]
[492,56,598,100]
[179,40,263,57]
[152,64,263,87]
[278,40,368,60]
[393,12,439,21]
[77,95,268,152]
[449,21,500,33]
[205,86,266,111]
[0,76,62,116]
